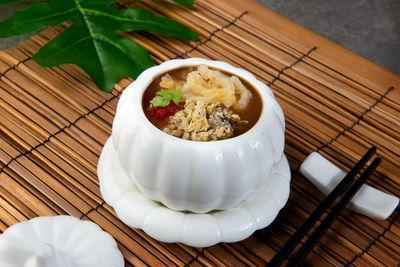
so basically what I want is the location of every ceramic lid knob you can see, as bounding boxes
[36,244,56,259]
[23,243,73,267]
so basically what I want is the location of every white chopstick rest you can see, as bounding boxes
[300,152,399,220]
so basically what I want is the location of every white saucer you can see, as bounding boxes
[98,137,291,247]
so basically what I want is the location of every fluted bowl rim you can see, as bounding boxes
[116,57,283,146]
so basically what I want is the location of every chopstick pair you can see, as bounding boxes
[268,147,381,267]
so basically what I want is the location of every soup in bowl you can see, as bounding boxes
[111,58,285,213]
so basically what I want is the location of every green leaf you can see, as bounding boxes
[0,0,45,4]
[150,89,183,107]
[172,0,194,6]
[0,0,198,92]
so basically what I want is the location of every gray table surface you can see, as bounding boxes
[0,0,399,75]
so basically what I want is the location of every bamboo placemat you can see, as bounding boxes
[1,0,399,266]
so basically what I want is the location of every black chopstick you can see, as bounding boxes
[267,147,376,267]
[287,157,381,266]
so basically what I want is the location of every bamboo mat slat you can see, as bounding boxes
[0,0,399,265]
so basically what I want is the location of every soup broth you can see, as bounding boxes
[142,66,262,140]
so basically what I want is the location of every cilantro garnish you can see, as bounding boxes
[149,89,183,108]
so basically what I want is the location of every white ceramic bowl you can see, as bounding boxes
[111,58,285,213]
